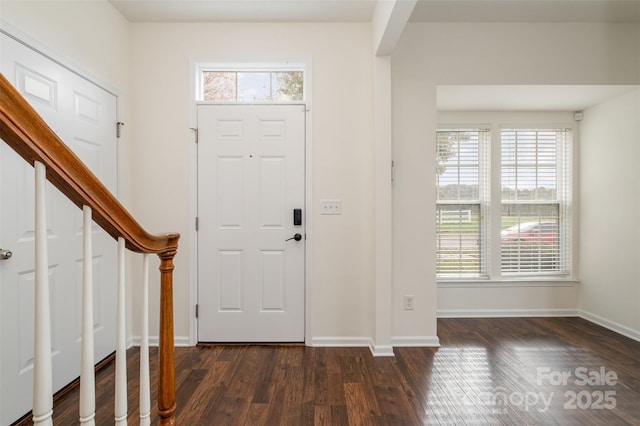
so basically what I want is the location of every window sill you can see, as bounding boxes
[437,278,579,288]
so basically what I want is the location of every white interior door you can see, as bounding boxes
[0,33,118,424]
[197,104,305,342]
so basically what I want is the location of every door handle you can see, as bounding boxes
[285,234,302,242]
[0,249,12,260]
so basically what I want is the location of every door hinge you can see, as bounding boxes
[195,216,199,231]
[190,127,198,143]
[116,122,125,138]
[391,160,396,182]
[195,304,199,318]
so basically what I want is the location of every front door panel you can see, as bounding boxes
[197,104,305,342]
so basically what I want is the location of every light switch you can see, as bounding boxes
[321,199,342,215]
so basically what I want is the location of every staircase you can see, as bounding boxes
[0,73,179,425]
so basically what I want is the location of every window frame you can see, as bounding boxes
[436,114,576,285]
[195,62,307,103]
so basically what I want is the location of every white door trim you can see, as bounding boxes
[188,58,313,346]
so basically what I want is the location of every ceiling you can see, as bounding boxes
[108,1,639,111]
[411,0,640,23]
[109,0,377,22]
[437,85,639,111]
[109,0,640,23]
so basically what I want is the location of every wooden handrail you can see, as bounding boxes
[0,72,179,424]
[0,73,178,254]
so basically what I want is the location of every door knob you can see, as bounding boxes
[0,249,12,260]
[285,234,302,242]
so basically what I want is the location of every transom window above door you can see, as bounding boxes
[196,64,304,102]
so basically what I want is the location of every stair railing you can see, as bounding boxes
[0,73,179,425]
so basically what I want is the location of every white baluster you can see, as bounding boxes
[139,254,151,426]
[114,237,127,424]
[33,161,53,426]
[79,206,95,425]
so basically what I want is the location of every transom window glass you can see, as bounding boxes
[201,70,304,102]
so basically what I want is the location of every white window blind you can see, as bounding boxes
[500,128,571,275]
[436,129,489,278]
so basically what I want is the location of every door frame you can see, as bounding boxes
[188,58,313,346]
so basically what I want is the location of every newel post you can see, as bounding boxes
[157,248,177,425]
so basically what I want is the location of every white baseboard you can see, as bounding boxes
[436,309,640,343]
[371,344,395,357]
[310,336,380,355]
[438,308,580,318]
[579,310,640,342]
[128,335,192,348]
[130,310,639,356]
[310,336,441,355]
[309,336,373,348]
[391,336,441,348]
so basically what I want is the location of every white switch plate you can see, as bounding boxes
[321,199,342,215]
[404,295,414,310]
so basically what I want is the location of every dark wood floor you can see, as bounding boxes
[43,317,640,425]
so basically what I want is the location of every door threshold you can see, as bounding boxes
[196,342,305,347]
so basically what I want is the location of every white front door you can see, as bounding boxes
[197,104,305,342]
[0,33,118,424]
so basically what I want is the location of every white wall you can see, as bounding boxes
[392,23,640,338]
[579,88,640,339]
[129,23,374,342]
[3,6,639,347]
[0,0,131,91]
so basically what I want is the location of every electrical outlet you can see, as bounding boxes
[321,199,342,215]
[404,295,414,310]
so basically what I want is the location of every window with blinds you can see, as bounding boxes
[436,129,489,278]
[436,125,573,281]
[500,128,571,275]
